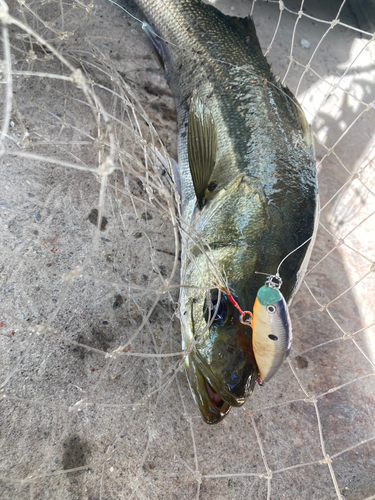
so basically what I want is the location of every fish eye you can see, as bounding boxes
[203,289,228,326]
[267,305,276,314]
[268,334,278,341]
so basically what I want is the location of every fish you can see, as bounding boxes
[252,283,293,384]
[132,0,318,423]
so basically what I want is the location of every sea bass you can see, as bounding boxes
[133,0,318,423]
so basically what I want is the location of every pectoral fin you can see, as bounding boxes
[188,92,218,209]
[228,15,263,53]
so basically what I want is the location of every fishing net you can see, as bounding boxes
[0,0,374,498]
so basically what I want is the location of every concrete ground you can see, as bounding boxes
[0,0,374,499]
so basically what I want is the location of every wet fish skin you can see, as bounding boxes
[133,0,318,423]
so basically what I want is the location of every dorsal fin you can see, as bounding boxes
[188,92,218,209]
[228,15,263,52]
[282,85,314,149]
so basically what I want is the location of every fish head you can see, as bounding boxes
[180,173,315,423]
[180,252,260,424]
[179,177,270,423]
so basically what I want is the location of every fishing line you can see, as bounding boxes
[106,0,179,48]
[106,0,143,25]
[276,235,313,275]
[255,235,313,289]
[266,79,306,116]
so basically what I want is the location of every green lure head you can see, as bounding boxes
[257,286,282,306]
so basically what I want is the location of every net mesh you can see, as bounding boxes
[0,0,374,498]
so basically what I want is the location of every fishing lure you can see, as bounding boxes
[216,272,292,385]
[252,274,292,384]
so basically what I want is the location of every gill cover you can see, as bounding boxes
[252,286,292,383]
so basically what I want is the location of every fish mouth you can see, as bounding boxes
[205,379,224,408]
[192,349,250,407]
[186,354,231,424]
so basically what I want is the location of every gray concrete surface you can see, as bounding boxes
[0,0,374,499]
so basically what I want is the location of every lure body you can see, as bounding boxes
[252,286,292,382]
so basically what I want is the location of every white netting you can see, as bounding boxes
[0,0,374,498]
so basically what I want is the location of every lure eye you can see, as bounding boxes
[204,289,228,326]
[266,304,276,314]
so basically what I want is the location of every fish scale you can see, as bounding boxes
[133,0,318,423]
